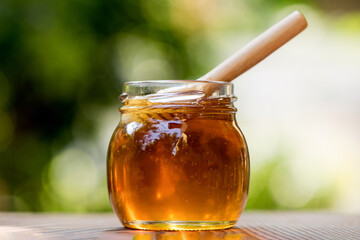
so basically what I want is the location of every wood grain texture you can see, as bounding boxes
[199,11,308,83]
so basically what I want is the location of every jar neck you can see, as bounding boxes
[119,80,237,115]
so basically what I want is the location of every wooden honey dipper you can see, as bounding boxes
[132,11,307,121]
[156,10,308,97]
[200,10,307,82]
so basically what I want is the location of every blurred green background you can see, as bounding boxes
[1,0,360,212]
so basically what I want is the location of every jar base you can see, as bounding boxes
[122,220,237,231]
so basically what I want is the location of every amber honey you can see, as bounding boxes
[107,81,249,230]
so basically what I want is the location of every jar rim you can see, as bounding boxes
[121,80,235,105]
[124,80,233,87]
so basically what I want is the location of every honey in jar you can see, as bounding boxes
[107,80,249,230]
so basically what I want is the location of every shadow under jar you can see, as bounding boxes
[107,80,249,230]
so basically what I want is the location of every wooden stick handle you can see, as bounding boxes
[199,11,308,82]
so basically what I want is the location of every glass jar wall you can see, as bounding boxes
[107,80,249,230]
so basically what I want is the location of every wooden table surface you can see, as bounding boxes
[0,212,359,239]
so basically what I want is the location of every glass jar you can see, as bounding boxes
[107,80,249,230]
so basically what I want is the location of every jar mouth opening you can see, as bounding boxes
[121,80,235,104]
